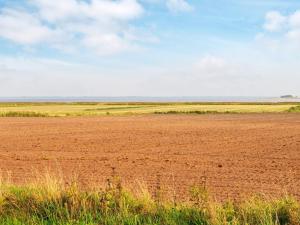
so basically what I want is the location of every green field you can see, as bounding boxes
[0,102,299,117]
[0,173,299,225]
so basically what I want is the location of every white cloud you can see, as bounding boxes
[0,0,195,55]
[289,10,300,28]
[0,8,62,45]
[260,10,300,49]
[141,0,193,12]
[0,0,146,55]
[263,11,286,32]
[166,0,193,13]
[263,10,300,31]
[30,0,81,22]
[32,0,143,22]
[286,29,300,41]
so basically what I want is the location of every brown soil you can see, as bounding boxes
[0,114,299,201]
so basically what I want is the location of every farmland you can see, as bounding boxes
[0,102,299,117]
[0,103,300,224]
[1,113,299,200]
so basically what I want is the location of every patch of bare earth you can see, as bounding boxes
[0,114,299,201]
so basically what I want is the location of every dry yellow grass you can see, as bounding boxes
[0,102,298,117]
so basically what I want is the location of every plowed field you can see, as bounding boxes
[0,114,299,200]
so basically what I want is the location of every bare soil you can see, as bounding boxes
[0,114,300,201]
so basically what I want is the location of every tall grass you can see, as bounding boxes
[0,172,299,225]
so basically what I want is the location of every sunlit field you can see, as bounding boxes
[0,102,299,117]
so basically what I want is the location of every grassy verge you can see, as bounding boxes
[0,173,299,225]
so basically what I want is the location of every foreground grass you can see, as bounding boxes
[0,174,299,225]
[0,102,299,117]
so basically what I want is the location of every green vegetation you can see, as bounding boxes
[0,173,299,225]
[155,110,233,115]
[0,102,299,117]
[0,111,49,117]
[287,105,300,112]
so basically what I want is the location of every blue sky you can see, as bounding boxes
[0,0,300,96]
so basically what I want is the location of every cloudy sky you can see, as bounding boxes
[0,0,300,97]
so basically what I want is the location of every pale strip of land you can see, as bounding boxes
[0,102,299,117]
